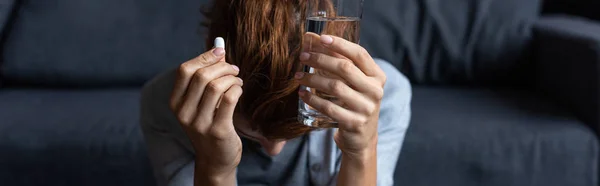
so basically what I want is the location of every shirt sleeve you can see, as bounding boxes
[326,59,412,186]
[374,59,412,186]
[140,69,199,186]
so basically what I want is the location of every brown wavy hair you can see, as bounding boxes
[202,0,314,140]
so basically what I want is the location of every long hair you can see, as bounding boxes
[203,0,313,140]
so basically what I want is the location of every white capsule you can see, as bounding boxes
[214,37,225,48]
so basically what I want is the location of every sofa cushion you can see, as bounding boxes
[0,0,18,86]
[0,89,154,186]
[394,86,598,186]
[1,0,208,87]
[0,0,17,49]
[361,0,542,85]
[543,0,600,21]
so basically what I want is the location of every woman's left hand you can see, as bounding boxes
[296,33,386,159]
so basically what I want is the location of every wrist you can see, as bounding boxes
[342,147,376,167]
[338,146,377,186]
[195,156,239,173]
[340,136,378,164]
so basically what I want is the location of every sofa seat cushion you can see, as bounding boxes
[0,89,154,186]
[395,86,598,186]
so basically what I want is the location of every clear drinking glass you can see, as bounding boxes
[298,0,364,128]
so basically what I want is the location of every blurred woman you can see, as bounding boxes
[140,0,411,185]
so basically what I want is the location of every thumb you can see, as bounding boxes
[194,37,226,66]
[195,47,225,66]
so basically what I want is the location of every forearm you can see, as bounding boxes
[194,161,237,186]
[337,148,377,186]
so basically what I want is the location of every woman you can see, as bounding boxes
[140,0,411,185]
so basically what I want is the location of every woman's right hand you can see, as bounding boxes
[169,47,243,183]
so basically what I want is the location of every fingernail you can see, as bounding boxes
[300,52,310,61]
[298,90,307,97]
[213,48,225,56]
[231,65,240,71]
[294,72,305,79]
[321,35,333,45]
[237,77,244,85]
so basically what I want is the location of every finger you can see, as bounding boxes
[177,62,240,124]
[303,32,344,59]
[299,51,380,93]
[295,72,376,114]
[298,90,363,131]
[193,48,227,68]
[171,48,226,110]
[196,75,244,129]
[319,35,384,77]
[212,85,243,137]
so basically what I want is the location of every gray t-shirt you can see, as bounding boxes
[140,59,412,186]
[237,136,309,186]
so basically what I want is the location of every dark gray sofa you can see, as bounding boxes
[1,0,599,186]
[0,0,206,185]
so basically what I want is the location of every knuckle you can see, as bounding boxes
[351,116,363,124]
[313,53,323,64]
[364,103,377,114]
[358,47,370,60]
[228,84,243,95]
[345,123,361,132]
[349,117,367,129]
[178,64,194,76]
[208,126,231,141]
[329,80,345,95]
[194,69,210,83]
[222,93,238,105]
[373,87,385,100]
[323,104,337,116]
[196,119,212,133]
[381,74,388,85]
[207,81,222,93]
[339,61,355,74]
[177,113,192,125]
[359,117,368,125]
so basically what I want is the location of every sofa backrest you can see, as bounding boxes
[1,0,209,87]
[0,0,17,46]
[360,0,543,86]
[0,0,18,86]
[1,0,543,87]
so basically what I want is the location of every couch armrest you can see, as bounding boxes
[533,15,600,131]
[543,0,600,21]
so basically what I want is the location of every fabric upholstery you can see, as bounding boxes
[394,86,599,186]
[0,0,18,85]
[533,15,600,132]
[2,0,542,87]
[0,0,17,45]
[543,0,600,21]
[361,0,541,85]
[1,1,599,186]
[1,0,209,87]
[0,89,154,186]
